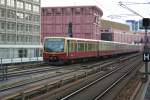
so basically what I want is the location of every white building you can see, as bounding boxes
[0,0,42,64]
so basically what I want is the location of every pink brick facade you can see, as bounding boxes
[41,6,103,42]
[100,28,144,44]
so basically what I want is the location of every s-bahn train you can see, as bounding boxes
[43,37,140,65]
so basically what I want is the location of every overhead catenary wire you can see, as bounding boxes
[93,0,132,21]
[119,1,150,5]
[118,1,144,18]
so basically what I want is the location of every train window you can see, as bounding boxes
[68,40,77,52]
[101,42,104,51]
[72,40,77,52]
[67,40,72,52]
[44,38,64,52]
[106,43,108,50]
[88,43,92,51]
[95,43,97,51]
[81,43,84,51]
[84,42,88,51]
[102,42,106,50]
[92,43,95,51]
[93,43,96,51]
[99,42,101,51]
[91,43,93,51]
[78,42,84,51]
[110,43,112,50]
[92,43,96,51]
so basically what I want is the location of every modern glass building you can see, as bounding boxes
[0,0,42,63]
[126,20,139,32]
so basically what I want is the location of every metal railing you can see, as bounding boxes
[0,57,43,65]
[0,57,43,80]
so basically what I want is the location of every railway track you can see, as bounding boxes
[60,55,142,100]
[6,62,48,71]
[0,53,141,100]
[0,53,134,80]
[27,54,141,100]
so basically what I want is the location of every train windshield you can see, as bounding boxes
[44,38,64,52]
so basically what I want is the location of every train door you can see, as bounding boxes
[99,41,102,57]
[96,41,99,57]
[66,39,71,57]
[67,39,76,58]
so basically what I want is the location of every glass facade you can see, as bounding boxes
[34,25,40,33]
[0,21,5,31]
[17,12,24,20]
[33,0,40,3]
[25,13,32,21]
[17,23,24,32]
[0,0,41,59]
[26,24,32,33]
[34,15,40,23]
[33,5,40,12]
[25,3,32,11]
[0,0,5,5]
[7,22,16,32]
[7,10,16,19]
[0,8,5,18]
[17,0,24,9]
[7,0,15,7]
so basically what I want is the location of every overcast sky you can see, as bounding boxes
[41,0,150,23]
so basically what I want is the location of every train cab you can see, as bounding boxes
[43,37,67,64]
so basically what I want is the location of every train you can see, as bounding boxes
[43,37,141,65]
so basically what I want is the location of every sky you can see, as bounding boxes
[41,0,150,23]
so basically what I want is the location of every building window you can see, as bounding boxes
[7,34,16,42]
[7,0,15,7]
[34,25,40,32]
[25,3,32,11]
[0,0,5,5]
[7,10,16,19]
[33,5,39,12]
[25,13,32,21]
[26,0,32,2]
[0,8,5,18]
[24,35,28,42]
[33,0,40,3]
[29,36,32,42]
[34,48,39,57]
[17,0,24,9]
[18,49,27,58]
[7,22,16,31]
[34,15,40,22]
[26,24,32,32]
[33,36,40,43]
[0,21,5,31]
[17,35,21,42]
[17,12,24,20]
[17,23,24,32]
[0,34,6,42]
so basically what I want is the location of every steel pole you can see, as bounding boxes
[144,27,148,80]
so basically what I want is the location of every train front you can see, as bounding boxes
[43,38,67,65]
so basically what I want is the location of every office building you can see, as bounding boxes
[0,0,42,63]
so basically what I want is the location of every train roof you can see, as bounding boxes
[44,37,140,46]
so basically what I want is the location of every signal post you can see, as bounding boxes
[143,18,150,82]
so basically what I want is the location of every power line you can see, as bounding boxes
[119,2,150,5]
[107,14,137,19]
[119,1,144,18]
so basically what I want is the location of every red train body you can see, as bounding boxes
[43,37,140,65]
